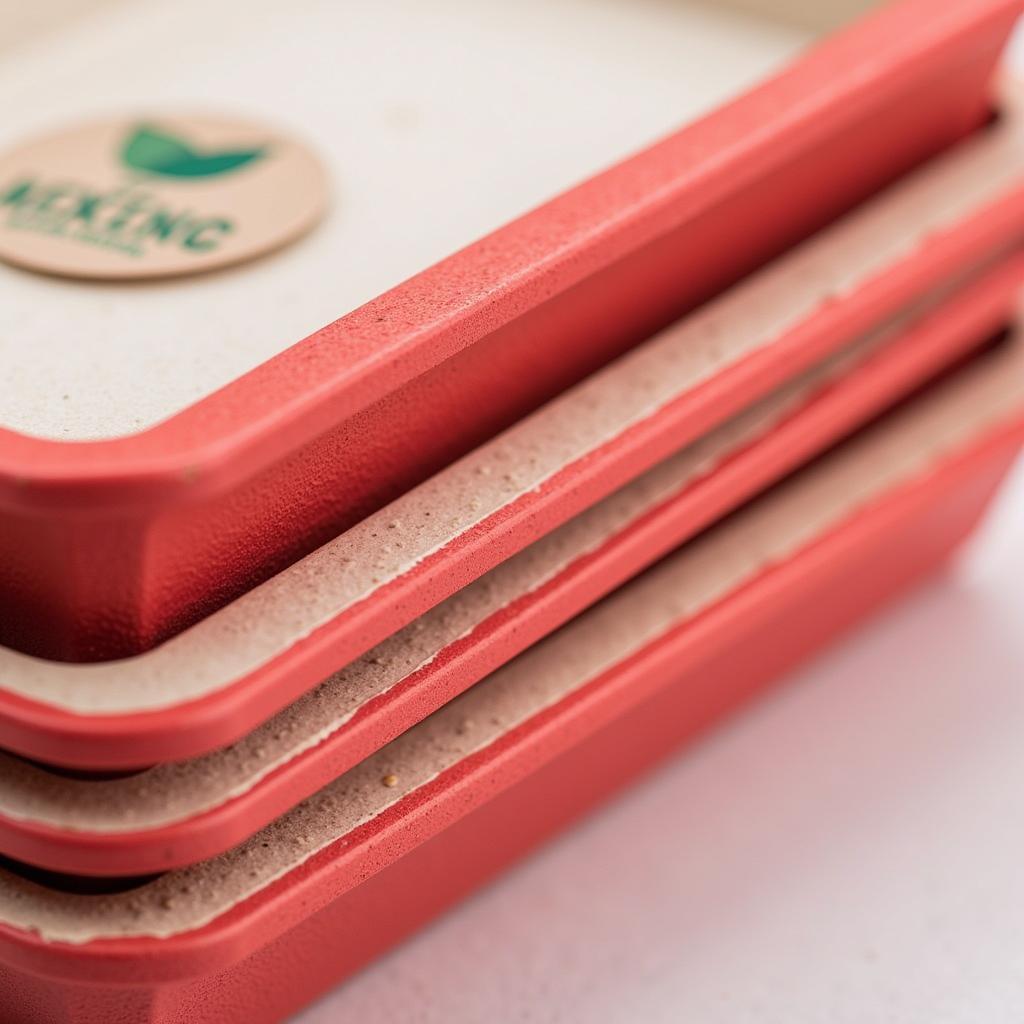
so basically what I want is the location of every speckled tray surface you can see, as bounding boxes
[1,0,1015,663]
[3,343,1023,942]
[0,197,1020,773]
[0,5,1022,1020]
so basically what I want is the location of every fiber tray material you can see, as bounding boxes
[0,0,1018,661]
[0,339,1021,1023]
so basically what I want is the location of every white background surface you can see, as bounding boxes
[290,462,1024,1022]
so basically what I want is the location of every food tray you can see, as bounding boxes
[0,340,1020,1023]
[0,0,1018,661]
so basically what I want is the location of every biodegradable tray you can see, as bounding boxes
[0,0,1017,660]
[0,330,1022,1024]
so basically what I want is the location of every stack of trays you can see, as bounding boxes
[1,1,1023,1021]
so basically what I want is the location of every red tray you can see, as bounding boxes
[0,0,1018,662]
[0,257,1018,876]
[0,372,1019,1024]
[0,244,1020,774]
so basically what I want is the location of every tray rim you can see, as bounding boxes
[0,247,1018,771]
[0,408,1019,987]
[0,0,1012,508]
[0,255,1018,874]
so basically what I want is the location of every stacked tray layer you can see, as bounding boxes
[0,0,1019,663]
[0,260,1019,878]
[0,330,1021,1024]
[3,91,1024,771]
[1,2,1023,1023]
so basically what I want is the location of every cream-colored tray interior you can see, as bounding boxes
[0,0,871,441]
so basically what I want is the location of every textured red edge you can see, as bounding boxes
[0,247,1020,772]
[0,0,1017,499]
[2,0,1020,664]
[0,409,1019,1024]
[0,253,1021,872]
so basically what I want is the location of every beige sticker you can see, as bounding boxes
[0,114,328,279]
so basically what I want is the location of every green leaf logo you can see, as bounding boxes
[121,124,266,179]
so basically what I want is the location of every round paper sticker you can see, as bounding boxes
[0,114,328,279]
